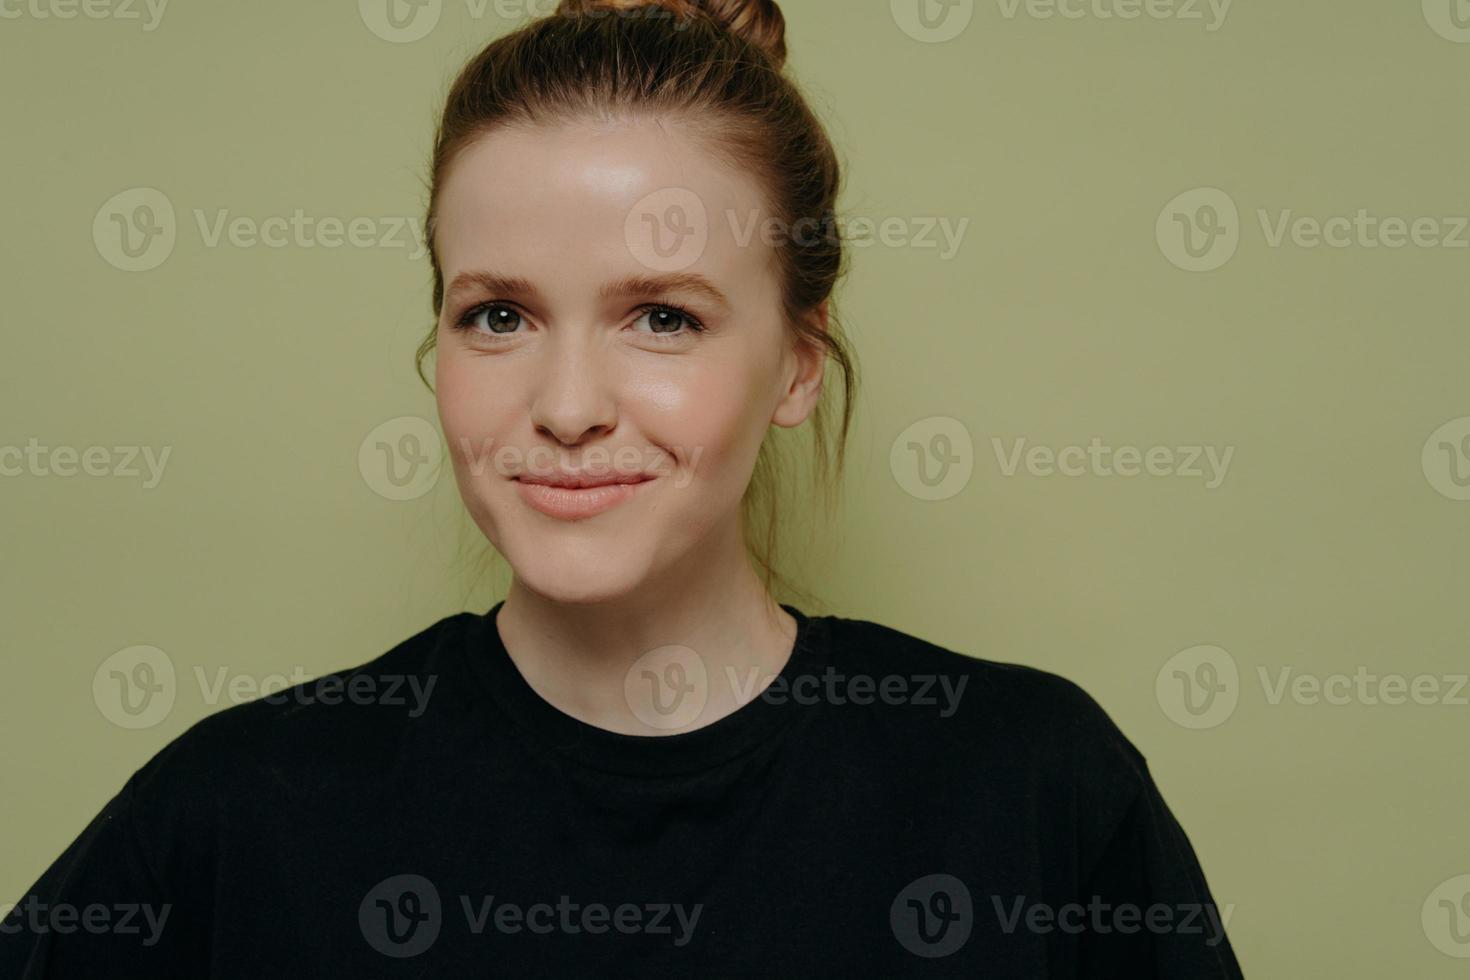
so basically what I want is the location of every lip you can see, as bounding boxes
[513,475,655,520]
[516,471,654,489]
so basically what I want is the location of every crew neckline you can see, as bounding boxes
[459,599,831,777]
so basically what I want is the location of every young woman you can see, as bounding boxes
[2,1,1244,975]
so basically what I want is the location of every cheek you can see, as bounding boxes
[435,348,510,472]
[637,365,770,493]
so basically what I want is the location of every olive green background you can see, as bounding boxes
[4,0,1469,974]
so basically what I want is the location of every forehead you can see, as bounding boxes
[434,116,775,285]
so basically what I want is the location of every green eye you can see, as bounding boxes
[632,303,705,339]
[456,303,522,334]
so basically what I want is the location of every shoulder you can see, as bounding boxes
[818,612,1150,793]
[824,614,1137,729]
[124,611,475,819]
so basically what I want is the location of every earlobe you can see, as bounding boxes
[771,307,828,429]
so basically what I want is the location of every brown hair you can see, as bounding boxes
[415,0,858,606]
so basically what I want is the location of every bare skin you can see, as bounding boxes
[433,114,827,736]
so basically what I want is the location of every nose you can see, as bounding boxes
[527,334,618,446]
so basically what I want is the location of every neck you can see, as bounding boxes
[491,527,797,736]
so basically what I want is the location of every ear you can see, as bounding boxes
[771,300,829,429]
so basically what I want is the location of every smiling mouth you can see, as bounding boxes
[512,476,655,520]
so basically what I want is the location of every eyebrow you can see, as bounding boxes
[443,270,731,312]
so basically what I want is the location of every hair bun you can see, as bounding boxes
[557,0,788,69]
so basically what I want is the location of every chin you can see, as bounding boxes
[494,523,658,606]
[512,564,648,607]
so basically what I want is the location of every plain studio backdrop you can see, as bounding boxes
[3,1,1469,975]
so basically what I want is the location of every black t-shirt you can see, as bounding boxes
[2,602,1244,977]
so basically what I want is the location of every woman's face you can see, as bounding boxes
[432,116,824,605]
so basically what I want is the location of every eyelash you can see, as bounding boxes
[451,300,706,343]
